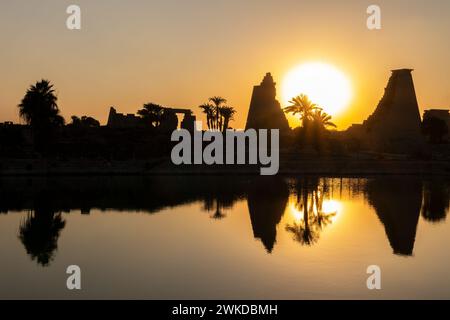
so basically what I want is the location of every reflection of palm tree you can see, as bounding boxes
[18,210,66,267]
[286,180,319,246]
[286,178,336,246]
[312,184,336,229]
[211,203,227,220]
[283,94,320,128]
[286,196,318,246]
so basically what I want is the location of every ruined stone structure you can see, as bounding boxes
[245,73,290,133]
[107,107,143,128]
[349,69,425,154]
[106,106,196,131]
[423,109,450,127]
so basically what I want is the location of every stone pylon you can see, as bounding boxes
[245,73,290,133]
[363,69,425,153]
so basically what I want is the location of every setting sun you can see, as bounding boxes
[281,62,353,117]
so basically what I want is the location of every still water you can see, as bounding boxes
[0,175,449,299]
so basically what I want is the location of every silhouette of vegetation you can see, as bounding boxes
[219,106,236,131]
[18,79,65,152]
[422,116,448,144]
[286,178,336,246]
[284,94,336,153]
[70,115,100,127]
[18,80,65,128]
[18,203,66,267]
[199,97,236,131]
[284,94,320,128]
[137,103,164,128]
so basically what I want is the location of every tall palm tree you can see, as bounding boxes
[199,103,214,130]
[283,94,320,128]
[209,96,227,130]
[312,109,336,130]
[18,79,65,129]
[219,106,236,131]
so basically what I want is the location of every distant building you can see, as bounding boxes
[423,109,450,126]
[107,107,143,128]
[347,69,425,154]
[245,73,290,133]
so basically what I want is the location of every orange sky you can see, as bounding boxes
[0,0,449,130]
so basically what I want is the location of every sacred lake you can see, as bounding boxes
[0,175,449,299]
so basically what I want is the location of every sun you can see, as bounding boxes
[281,62,353,117]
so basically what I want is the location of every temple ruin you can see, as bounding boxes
[107,106,196,132]
[347,69,425,154]
[245,73,290,133]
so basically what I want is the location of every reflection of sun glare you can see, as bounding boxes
[290,203,303,222]
[281,62,353,117]
[322,200,342,223]
[289,199,342,223]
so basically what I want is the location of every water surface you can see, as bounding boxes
[0,175,449,299]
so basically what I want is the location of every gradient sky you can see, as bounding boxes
[0,0,449,129]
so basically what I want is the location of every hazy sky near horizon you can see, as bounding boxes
[0,0,449,129]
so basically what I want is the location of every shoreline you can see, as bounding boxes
[1,157,449,176]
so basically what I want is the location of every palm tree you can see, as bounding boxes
[219,106,236,131]
[18,79,65,129]
[137,103,164,128]
[209,96,227,130]
[312,109,336,130]
[199,103,215,130]
[283,94,320,128]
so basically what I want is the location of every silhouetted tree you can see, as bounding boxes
[312,110,336,130]
[284,94,320,128]
[18,80,65,128]
[70,115,100,127]
[422,116,448,144]
[18,79,65,151]
[137,103,164,128]
[199,103,215,130]
[219,106,236,131]
[209,96,227,130]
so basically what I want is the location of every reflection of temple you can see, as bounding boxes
[247,178,289,252]
[422,179,450,222]
[107,106,196,131]
[365,177,422,256]
[245,73,290,133]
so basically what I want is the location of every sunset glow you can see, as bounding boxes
[281,62,353,116]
